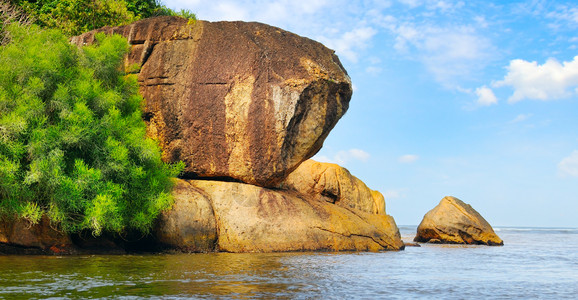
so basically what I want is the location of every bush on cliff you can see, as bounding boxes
[8,0,196,36]
[0,23,183,235]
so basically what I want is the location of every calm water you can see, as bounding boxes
[1,226,577,299]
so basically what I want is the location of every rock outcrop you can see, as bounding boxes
[0,216,74,255]
[156,179,404,252]
[72,16,352,187]
[0,17,403,255]
[280,159,385,215]
[414,196,503,246]
[0,216,137,255]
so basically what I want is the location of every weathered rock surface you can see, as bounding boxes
[155,179,404,252]
[414,196,503,246]
[154,179,217,252]
[0,216,138,255]
[280,159,385,215]
[72,16,352,187]
[0,216,74,255]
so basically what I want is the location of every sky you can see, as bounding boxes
[163,0,578,228]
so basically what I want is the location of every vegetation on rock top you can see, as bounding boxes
[5,0,196,36]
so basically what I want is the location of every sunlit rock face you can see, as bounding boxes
[156,179,404,252]
[280,159,387,215]
[414,196,503,246]
[72,16,352,187]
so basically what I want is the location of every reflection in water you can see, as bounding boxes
[1,228,577,299]
[0,253,341,299]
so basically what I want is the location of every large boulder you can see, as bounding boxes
[155,179,404,252]
[280,159,386,215]
[414,196,503,246]
[72,16,352,187]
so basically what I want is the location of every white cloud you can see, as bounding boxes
[474,15,489,28]
[365,66,382,75]
[383,188,408,199]
[349,149,371,161]
[398,0,421,8]
[430,1,464,12]
[164,0,492,85]
[509,113,533,123]
[164,0,375,64]
[475,85,498,106]
[558,150,578,177]
[398,0,465,12]
[547,5,578,26]
[320,27,377,62]
[392,24,494,86]
[314,149,371,165]
[213,2,248,20]
[170,0,331,22]
[493,56,578,103]
[398,154,419,163]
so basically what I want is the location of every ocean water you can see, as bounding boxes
[1,226,577,299]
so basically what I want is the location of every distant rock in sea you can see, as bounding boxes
[414,196,503,246]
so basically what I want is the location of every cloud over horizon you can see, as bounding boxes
[314,148,371,166]
[398,154,419,163]
[509,113,533,123]
[558,150,578,177]
[494,56,578,103]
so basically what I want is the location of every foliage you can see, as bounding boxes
[0,1,32,45]
[153,6,196,20]
[10,0,136,36]
[8,0,196,36]
[0,23,183,235]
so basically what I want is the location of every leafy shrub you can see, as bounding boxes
[0,23,183,235]
[0,1,32,45]
[9,0,196,36]
[11,0,137,36]
[153,6,196,20]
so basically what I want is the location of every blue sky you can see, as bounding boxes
[164,0,578,227]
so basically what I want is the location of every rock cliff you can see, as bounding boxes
[414,196,503,246]
[1,17,403,254]
[72,16,352,187]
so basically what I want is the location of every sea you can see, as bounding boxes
[1,226,577,299]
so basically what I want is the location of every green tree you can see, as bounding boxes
[10,0,137,36]
[0,23,183,235]
[7,0,196,36]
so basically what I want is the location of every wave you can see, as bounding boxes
[494,227,578,234]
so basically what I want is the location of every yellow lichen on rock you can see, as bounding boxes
[224,75,255,182]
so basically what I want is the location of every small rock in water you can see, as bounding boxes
[414,196,503,246]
